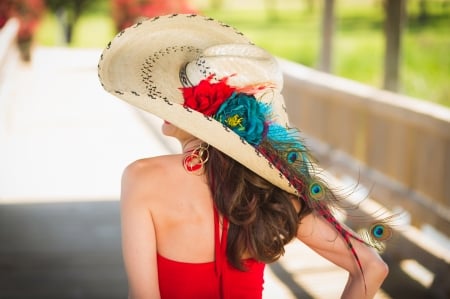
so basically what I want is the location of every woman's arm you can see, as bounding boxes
[296,213,388,299]
[121,160,161,299]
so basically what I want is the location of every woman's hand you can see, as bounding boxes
[296,213,388,299]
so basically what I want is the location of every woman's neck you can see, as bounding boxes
[181,138,204,154]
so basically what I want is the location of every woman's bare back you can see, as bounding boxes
[124,154,217,263]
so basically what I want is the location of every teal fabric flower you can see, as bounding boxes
[214,92,266,145]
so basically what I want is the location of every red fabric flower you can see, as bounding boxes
[181,75,236,116]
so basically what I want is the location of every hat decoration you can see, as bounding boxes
[180,73,312,180]
[179,70,396,291]
[98,14,394,290]
[179,72,374,285]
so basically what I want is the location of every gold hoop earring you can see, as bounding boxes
[183,143,209,174]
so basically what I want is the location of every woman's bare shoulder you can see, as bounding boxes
[121,155,182,203]
[124,155,178,175]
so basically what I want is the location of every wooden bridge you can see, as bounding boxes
[0,19,449,299]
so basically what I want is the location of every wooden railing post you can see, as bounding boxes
[383,0,406,91]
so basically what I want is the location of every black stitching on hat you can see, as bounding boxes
[163,99,173,105]
[213,18,245,37]
[106,42,111,49]
[132,15,248,102]
[183,106,193,113]
[204,115,213,121]
[141,45,201,100]
[239,137,247,145]
[115,90,124,95]
[195,56,213,79]
[131,91,140,96]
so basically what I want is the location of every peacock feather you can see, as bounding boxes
[258,132,383,290]
[181,75,394,290]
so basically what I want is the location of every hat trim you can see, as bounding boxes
[112,89,297,194]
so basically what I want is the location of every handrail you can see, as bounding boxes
[0,18,19,76]
[278,58,450,236]
[0,18,20,90]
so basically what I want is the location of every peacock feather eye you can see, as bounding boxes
[287,151,298,164]
[309,181,325,200]
[370,223,392,241]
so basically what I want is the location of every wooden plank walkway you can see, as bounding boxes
[0,47,442,299]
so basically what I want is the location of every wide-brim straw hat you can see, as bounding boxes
[98,14,396,268]
[98,14,300,194]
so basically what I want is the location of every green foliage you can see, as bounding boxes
[36,0,114,47]
[204,3,449,107]
[70,14,115,47]
[203,10,322,68]
[35,0,450,106]
[44,0,103,14]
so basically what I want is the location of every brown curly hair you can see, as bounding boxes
[205,146,311,270]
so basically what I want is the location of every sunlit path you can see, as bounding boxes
[0,47,178,202]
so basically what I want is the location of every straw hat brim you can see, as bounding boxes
[98,14,297,194]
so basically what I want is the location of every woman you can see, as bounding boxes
[98,14,389,299]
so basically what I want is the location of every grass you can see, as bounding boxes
[71,15,115,47]
[34,1,450,107]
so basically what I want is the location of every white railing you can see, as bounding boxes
[279,58,450,237]
[279,58,450,295]
[0,18,19,84]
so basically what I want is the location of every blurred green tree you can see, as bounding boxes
[44,0,95,44]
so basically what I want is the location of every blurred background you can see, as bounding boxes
[0,0,449,298]
[2,0,449,105]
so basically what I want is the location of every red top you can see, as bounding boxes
[157,208,265,299]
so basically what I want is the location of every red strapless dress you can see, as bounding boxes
[157,208,265,299]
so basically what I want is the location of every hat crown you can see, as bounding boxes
[185,44,283,91]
